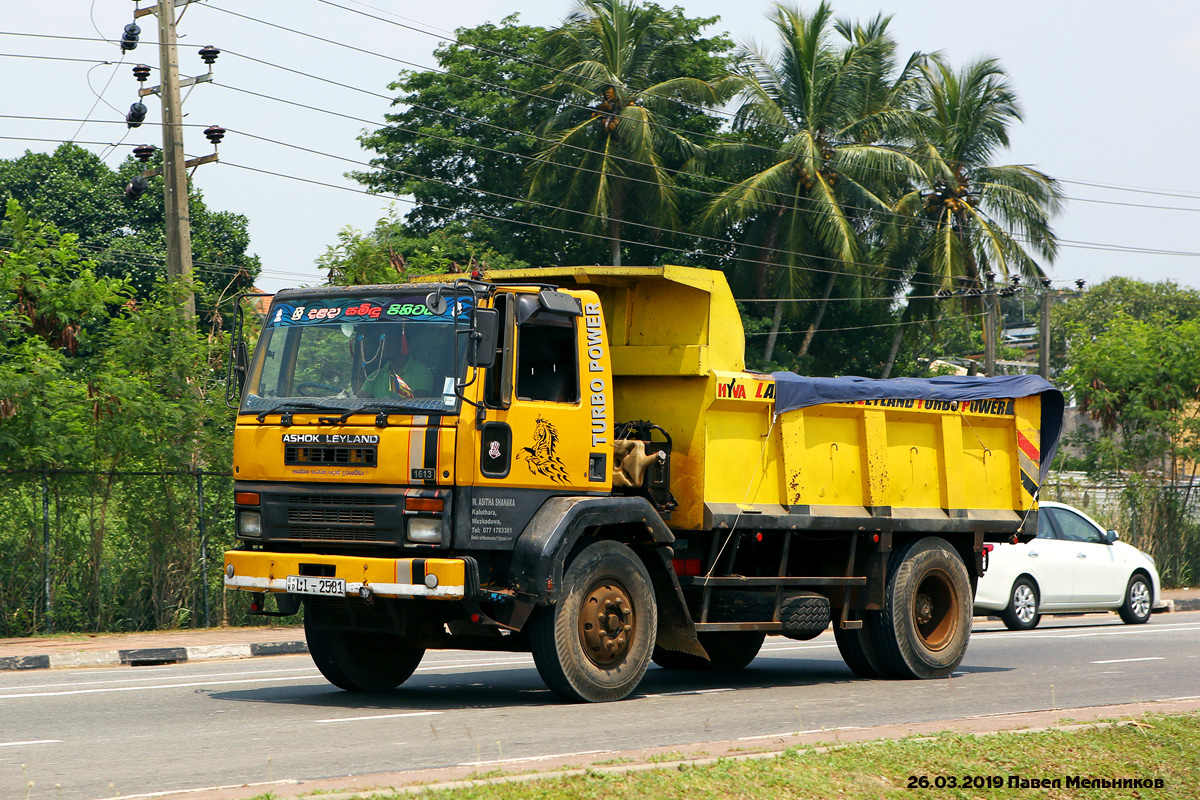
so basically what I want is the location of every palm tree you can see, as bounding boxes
[525,0,733,266]
[701,2,923,363]
[881,56,1063,376]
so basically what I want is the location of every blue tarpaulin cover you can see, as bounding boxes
[770,373,1065,483]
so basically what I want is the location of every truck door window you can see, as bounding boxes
[515,319,578,403]
[484,293,513,408]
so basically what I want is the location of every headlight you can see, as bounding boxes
[407,518,441,543]
[238,510,262,538]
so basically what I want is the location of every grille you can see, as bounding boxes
[288,508,375,525]
[288,526,378,542]
[286,495,383,506]
[283,445,377,467]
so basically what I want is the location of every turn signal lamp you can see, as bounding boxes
[235,491,260,505]
[405,497,443,513]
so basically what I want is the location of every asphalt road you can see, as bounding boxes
[3,611,1198,800]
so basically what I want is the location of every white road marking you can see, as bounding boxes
[760,644,838,653]
[0,739,62,748]
[461,749,612,767]
[737,726,861,741]
[1091,657,1164,664]
[414,657,533,672]
[315,711,442,724]
[642,688,734,698]
[0,674,318,699]
[0,666,319,691]
[91,779,298,800]
[973,623,1200,641]
[0,655,538,698]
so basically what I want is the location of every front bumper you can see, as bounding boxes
[224,550,474,600]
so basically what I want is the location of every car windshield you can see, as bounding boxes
[240,293,469,415]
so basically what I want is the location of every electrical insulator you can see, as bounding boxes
[125,175,149,200]
[120,22,141,52]
[198,46,221,66]
[204,125,226,145]
[1075,279,1086,290]
[984,270,996,284]
[126,102,148,128]
[1010,274,1021,285]
[1040,277,1052,288]
[132,64,151,82]
[133,144,156,163]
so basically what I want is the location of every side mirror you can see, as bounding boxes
[469,308,499,368]
[225,306,251,409]
[1105,530,1119,544]
[425,291,448,315]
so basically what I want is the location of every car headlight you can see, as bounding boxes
[407,517,441,543]
[238,510,262,538]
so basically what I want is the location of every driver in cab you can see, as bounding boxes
[359,330,433,399]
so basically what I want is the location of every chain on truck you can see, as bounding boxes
[223,266,1064,702]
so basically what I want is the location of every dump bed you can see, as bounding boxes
[484,267,1062,539]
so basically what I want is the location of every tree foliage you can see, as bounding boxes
[525,0,736,265]
[0,143,260,306]
[317,208,530,285]
[0,200,239,634]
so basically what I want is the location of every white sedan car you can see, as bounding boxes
[975,501,1161,630]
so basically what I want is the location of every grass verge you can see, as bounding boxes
[268,711,1199,800]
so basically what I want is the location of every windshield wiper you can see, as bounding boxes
[253,400,339,424]
[324,403,444,426]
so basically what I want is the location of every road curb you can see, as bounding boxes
[0,641,308,672]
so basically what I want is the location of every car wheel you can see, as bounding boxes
[1000,577,1041,631]
[1118,573,1152,624]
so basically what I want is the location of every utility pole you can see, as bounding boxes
[156,0,194,320]
[131,0,220,321]
[1038,278,1052,379]
[983,272,997,377]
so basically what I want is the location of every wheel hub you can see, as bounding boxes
[912,568,959,651]
[579,580,635,668]
[914,593,934,626]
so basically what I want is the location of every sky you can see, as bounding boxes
[4,1,1200,295]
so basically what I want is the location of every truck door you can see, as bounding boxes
[474,291,609,495]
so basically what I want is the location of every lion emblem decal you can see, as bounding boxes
[519,416,570,484]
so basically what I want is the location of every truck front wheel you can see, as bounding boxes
[869,537,972,679]
[530,540,657,702]
[304,611,425,692]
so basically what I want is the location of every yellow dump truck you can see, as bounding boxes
[224,266,1063,702]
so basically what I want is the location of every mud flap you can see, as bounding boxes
[648,547,707,658]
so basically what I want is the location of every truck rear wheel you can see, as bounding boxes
[833,615,888,679]
[304,612,425,692]
[869,537,971,679]
[652,631,765,672]
[530,540,657,702]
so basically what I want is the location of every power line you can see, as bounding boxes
[8,44,1200,231]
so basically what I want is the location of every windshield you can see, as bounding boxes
[240,293,470,415]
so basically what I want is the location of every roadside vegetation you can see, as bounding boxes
[1,1,1197,636]
[246,712,1200,800]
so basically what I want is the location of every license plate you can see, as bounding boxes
[285,575,346,596]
